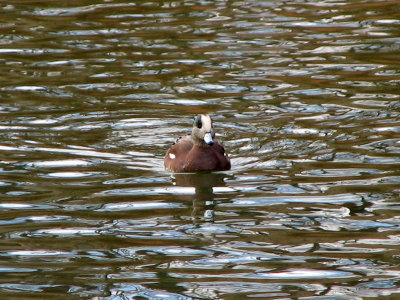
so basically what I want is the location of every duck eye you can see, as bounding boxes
[194,115,202,128]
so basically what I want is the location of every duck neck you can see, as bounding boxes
[191,132,208,147]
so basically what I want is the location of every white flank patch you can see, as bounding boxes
[169,153,176,159]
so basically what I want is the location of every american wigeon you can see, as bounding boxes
[164,114,231,172]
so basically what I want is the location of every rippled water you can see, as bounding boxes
[1,0,400,299]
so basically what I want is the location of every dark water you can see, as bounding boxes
[1,0,400,299]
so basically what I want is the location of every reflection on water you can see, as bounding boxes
[1,0,400,298]
[172,172,230,222]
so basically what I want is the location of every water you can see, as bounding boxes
[1,0,400,299]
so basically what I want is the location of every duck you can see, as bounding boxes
[164,114,231,172]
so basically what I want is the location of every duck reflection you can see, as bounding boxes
[170,172,229,222]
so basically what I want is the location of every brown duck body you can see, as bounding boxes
[164,114,231,172]
[164,135,230,172]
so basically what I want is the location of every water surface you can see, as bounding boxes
[1,0,400,299]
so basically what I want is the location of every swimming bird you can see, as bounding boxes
[164,114,231,172]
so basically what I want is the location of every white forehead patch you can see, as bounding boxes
[201,115,212,131]
[169,153,176,159]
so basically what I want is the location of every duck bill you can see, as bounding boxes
[204,133,214,145]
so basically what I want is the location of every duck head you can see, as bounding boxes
[192,114,215,146]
